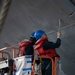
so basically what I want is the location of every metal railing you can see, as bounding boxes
[0,46,19,58]
[31,55,60,75]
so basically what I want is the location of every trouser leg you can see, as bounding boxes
[41,58,52,75]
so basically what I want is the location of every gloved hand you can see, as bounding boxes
[57,31,61,38]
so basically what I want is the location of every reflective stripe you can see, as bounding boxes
[27,60,32,63]
[22,68,32,71]
[25,55,32,58]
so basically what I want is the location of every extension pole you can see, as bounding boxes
[58,19,61,31]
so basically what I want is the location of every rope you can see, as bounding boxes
[0,22,75,49]
[47,23,75,35]
[0,0,12,30]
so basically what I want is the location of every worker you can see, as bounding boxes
[18,32,36,56]
[33,30,61,75]
[13,32,36,74]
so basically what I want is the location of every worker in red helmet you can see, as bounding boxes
[34,30,61,75]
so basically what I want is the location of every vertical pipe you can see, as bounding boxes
[13,48,16,58]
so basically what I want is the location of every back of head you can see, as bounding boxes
[30,32,36,44]
[34,30,45,40]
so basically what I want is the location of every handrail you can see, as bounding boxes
[0,51,10,59]
[38,56,55,75]
[0,46,19,58]
[32,56,60,75]
[0,46,18,51]
[55,57,60,75]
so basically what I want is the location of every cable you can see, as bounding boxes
[1,22,75,49]
[47,23,75,35]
